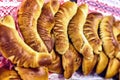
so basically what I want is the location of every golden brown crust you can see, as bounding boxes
[48,50,63,74]
[68,4,88,54]
[113,21,120,42]
[82,55,97,75]
[0,67,21,80]
[105,58,120,78]
[68,4,93,59]
[18,0,48,53]
[0,16,52,68]
[96,51,108,74]
[62,43,81,79]
[68,4,96,75]
[37,0,60,52]
[113,21,120,60]
[83,12,103,54]
[15,67,48,80]
[53,1,78,55]
[100,16,118,58]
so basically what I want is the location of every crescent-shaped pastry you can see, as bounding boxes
[83,12,103,54]
[68,4,96,75]
[15,67,48,80]
[96,51,108,74]
[68,4,94,59]
[0,67,20,80]
[105,58,119,78]
[18,0,48,53]
[100,16,118,58]
[62,43,81,79]
[53,1,78,55]
[37,0,60,52]
[113,21,120,60]
[82,54,97,75]
[0,15,52,68]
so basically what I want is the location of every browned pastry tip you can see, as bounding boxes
[48,50,63,74]
[37,0,60,52]
[53,1,78,55]
[81,44,94,59]
[50,0,60,14]
[96,51,108,74]
[0,15,52,68]
[0,67,21,80]
[82,55,97,75]
[105,58,120,78]
[62,43,81,79]
[100,16,117,59]
[18,0,48,53]
[15,67,48,80]
[83,12,103,54]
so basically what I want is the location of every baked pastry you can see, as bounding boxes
[48,50,63,74]
[53,1,78,55]
[105,58,119,78]
[100,16,120,78]
[15,67,48,80]
[68,4,93,59]
[96,51,108,74]
[100,16,117,58]
[18,0,48,53]
[37,0,60,52]
[68,4,96,75]
[0,15,52,68]
[113,21,120,60]
[62,43,81,79]
[0,67,20,80]
[83,12,103,54]
[37,0,62,73]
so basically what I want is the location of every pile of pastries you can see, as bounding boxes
[0,0,120,80]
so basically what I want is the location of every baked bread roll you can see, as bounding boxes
[68,4,96,75]
[62,43,81,79]
[0,67,20,80]
[68,4,93,59]
[0,15,52,68]
[18,0,48,53]
[53,1,78,55]
[105,58,119,78]
[37,0,63,73]
[37,0,60,52]
[96,51,108,74]
[83,12,103,54]
[100,16,117,58]
[100,16,120,78]
[113,21,120,60]
[15,67,48,80]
